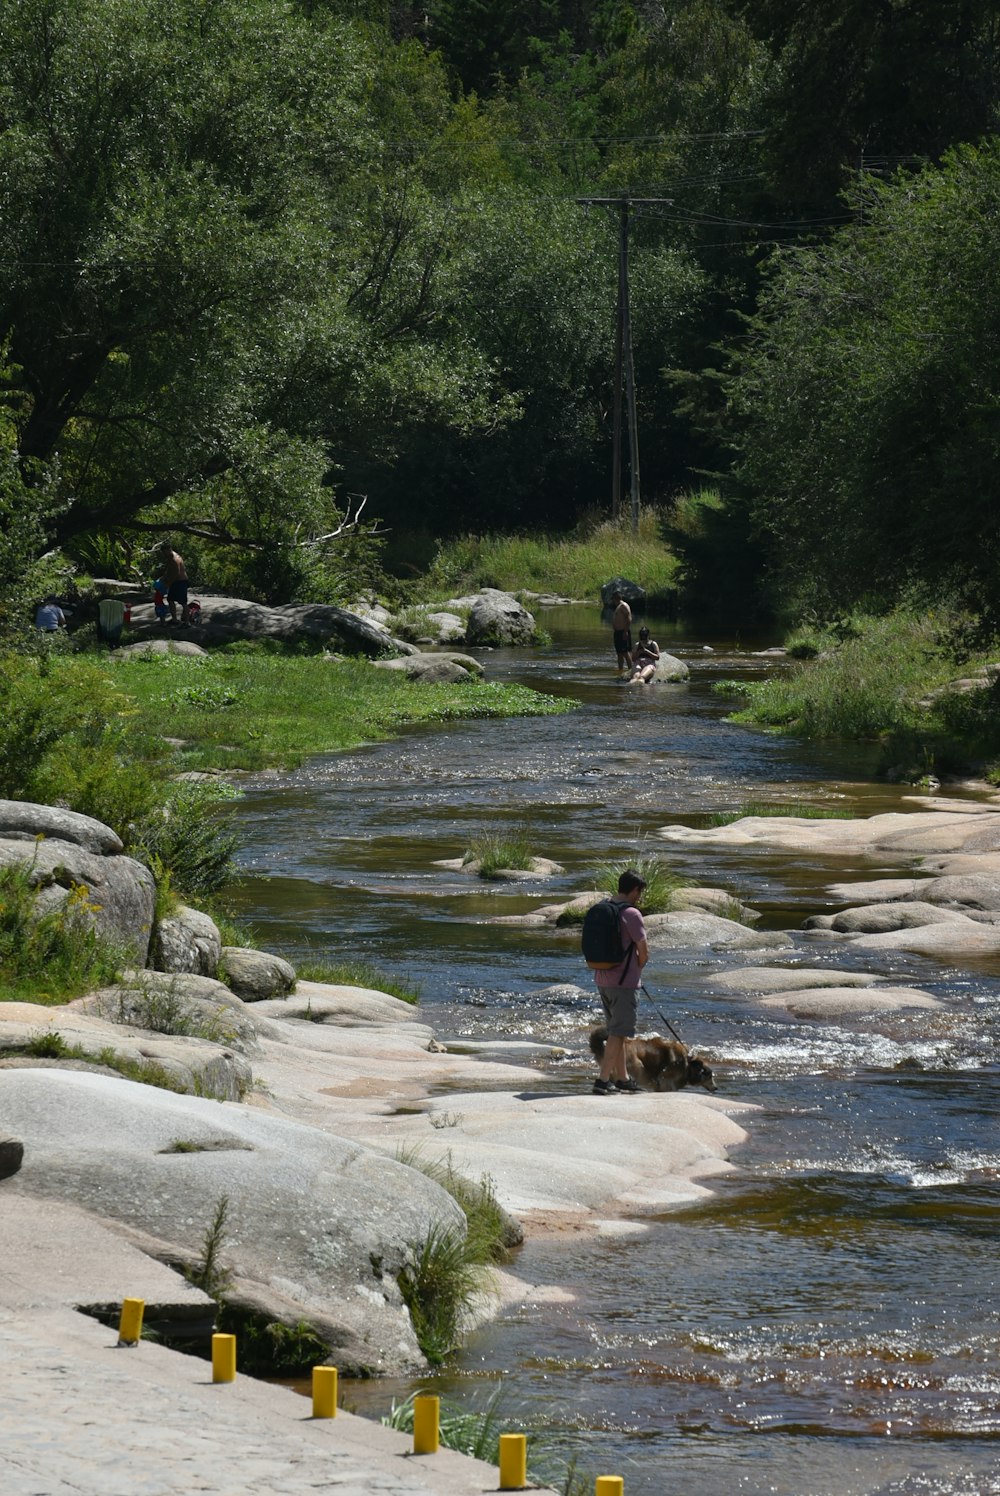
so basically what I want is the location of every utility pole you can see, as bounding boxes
[577,193,672,533]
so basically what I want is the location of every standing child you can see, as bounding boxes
[153,579,169,623]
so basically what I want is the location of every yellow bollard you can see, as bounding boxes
[312,1365,338,1418]
[211,1332,237,1383]
[412,1394,440,1454]
[595,1478,624,1496]
[117,1297,145,1346]
[498,1432,527,1489]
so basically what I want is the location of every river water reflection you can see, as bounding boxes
[229,607,1000,1496]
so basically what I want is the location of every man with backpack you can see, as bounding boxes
[582,869,648,1094]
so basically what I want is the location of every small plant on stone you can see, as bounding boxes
[592,853,687,915]
[463,826,534,878]
[184,1194,234,1302]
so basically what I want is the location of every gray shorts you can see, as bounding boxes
[598,986,638,1038]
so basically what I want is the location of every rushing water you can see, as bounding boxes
[228,607,1000,1496]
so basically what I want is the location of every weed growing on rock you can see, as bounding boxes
[463,826,534,878]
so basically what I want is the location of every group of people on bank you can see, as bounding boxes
[34,541,196,639]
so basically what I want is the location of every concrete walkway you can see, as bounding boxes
[1,1199,556,1496]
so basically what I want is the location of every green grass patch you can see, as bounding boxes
[0,862,126,1004]
[294,958,420,1005]
[463,826,535,878]
[421,511,677,605]
[114,652,574,772]
[704,801,856,826]
[732,611,974,739]
[381,1388,586,1493]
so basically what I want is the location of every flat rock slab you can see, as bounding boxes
[658,807,1000,859]
[255,981,426,1028]
[331,1088,751,1219]
[826,878,926,903]
[709,967,880,995]
[847,920,1000,957]
[0,1001,252,1100]
[758,986,941,1018]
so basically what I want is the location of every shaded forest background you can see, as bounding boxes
[3,0,1000,623]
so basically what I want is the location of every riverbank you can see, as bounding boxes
[7,784,1000,1492]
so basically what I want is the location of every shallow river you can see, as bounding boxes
[229,607,1000,1496]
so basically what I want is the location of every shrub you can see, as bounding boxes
[0,861,125,1004]
[731,611,959,739]
[132,783,240,899]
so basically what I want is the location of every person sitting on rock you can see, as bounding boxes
[628,627,660,685]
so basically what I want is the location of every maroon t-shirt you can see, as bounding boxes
[594,902,646,988]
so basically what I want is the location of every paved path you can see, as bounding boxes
[1,1199,555,1496]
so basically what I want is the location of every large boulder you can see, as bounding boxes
[0,800,122,855]
[601,577,646,609]
[373,654,474,683]
[465,589,536,647]
[0,831,155,965]
[649,652,689,683]
[1,1069,467,1373]
[153,905,223,976]
[126,595,396,656]
[220,947,296,1001]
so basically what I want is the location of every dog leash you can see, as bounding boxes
[639,984,686,1046]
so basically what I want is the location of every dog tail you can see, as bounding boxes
[589,1026,608,1061]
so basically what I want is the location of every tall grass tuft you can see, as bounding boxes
[704,801,855,826]
[593,853,687,915]
[462,826,535,878]
[394,1148,512,1364]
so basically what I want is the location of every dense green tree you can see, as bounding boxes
[734,0,1000,214]
[728,143,1000,619]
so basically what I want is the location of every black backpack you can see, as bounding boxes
[581,898,631,970]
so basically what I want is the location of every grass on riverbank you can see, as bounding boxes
[294,958,420,1005]
[420,511,677,605]
[114,650,574,772]
[704,801,855,825]
[728,609,1000,779]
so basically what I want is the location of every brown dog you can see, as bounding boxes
[589,1027,717,1094]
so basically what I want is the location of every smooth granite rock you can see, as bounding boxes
[153,904,223,976]
[219,947,296,1001]
[0,1068,466,1374]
